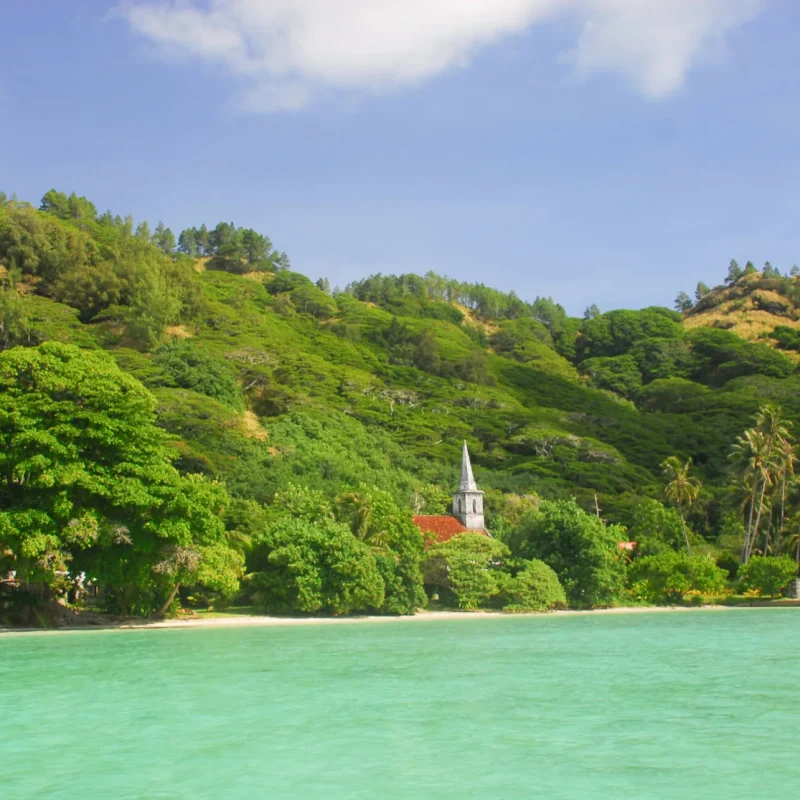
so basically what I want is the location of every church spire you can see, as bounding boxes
[453,441,484,531]
[460,440,477,491]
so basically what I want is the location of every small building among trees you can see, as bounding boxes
[414,442,488,543]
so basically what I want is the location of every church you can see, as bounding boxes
[413,441,488,543]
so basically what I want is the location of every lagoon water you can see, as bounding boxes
[4,609,799,799]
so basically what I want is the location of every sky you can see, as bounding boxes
[2,0,799,314]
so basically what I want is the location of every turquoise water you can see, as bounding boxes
[3,610,799,799]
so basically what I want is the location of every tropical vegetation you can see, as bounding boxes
[2,190,800,625]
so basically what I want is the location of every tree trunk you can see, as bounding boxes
[780,479,787,535]
[743,477,759,563]
[748,478,770,563]
[154,583,181,619]
[679,510,691,555]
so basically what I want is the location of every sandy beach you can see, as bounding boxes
[4,602,797,635]
[134,603,794,630]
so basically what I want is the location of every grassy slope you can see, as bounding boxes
[684,273,800,357]
[16,251,800,530]
[25,268,670,511]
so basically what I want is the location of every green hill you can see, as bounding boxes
[2,191,800,619]
[684,269,800,359]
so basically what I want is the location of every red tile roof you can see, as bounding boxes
[618,541,637,552]
[413,515,485,544]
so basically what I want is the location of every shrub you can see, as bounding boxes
[629,551,726,604]
[423,534,511,610]
[627,499,687,555]
[503,560,566,612]
[579,354,642,399]
[247,515,385,615]
[507,499,627,608]
[739,555,797,598]
[151,340,244,410]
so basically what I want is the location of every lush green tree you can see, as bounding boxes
[584,304,601,320]
[40,190,97,222]
[695,282,711,302]
[177,228,198,257]
[507,499,627,607]
[151,340,244,410]
[738,555,797,597]
[39,190,71,218]
[197,224,210,255]
[627,499,687,554]
[579,355,642,399]
[290,284,337,319]
[769,326,800,352]
[674,291,693,312]
[247,487,385,614]
[491,318,553,360]
[0,203,95,284]
[240,228,271,269]
[423,534,511,610]
[0,342,242,615]
[629,337,693,383]
[335,484,426,614]
[725,259,743,284]
[135,221,151,242]
[252,515,385,614]
[688,328,794,384]
[638,377,709,412]
[578,308,684,361]
[209,221,237,252]
[266,271,313,295]
[413,326,441,374]
[629,552,726,603]
[380,316,415,365]
[152,221,176,255]
[456,348,492,385]
[52,259,122,321]
[503,560,566,612]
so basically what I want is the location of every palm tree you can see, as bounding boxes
[730,427,774,562]
[770,435,797,554]
[336,492,391,555]
[730,406,792,563]
[661,456,701,554]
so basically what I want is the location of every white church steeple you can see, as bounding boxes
[459,440,478,492]
[453,441,485,531]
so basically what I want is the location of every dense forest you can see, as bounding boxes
[2,190,800,625]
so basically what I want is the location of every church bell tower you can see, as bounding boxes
[453,441,485,531]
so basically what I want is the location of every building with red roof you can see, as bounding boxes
[413,442,488,545]
[413,515,470,544]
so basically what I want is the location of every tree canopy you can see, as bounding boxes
[0,342,242,615]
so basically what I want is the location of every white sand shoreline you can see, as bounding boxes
[2,602,797,636]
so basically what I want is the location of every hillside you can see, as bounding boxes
[3,191,800,621]
[2,193,799,522]
[684,271,800,358]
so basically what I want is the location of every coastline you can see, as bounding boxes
[3,602,798,635]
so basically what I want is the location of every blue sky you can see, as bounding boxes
[2,0,798,314]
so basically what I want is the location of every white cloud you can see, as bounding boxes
[121,0,766,110]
